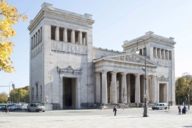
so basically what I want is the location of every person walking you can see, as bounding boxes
[178,105,181,115]
[113,105,117,116]
[182,105,186,114]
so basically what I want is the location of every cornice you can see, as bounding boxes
[122,31,176,48]
[28,3,94,32]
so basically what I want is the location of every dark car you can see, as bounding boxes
[27,103,45,112]
[0,104,7,112]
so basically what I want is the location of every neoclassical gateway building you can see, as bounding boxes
[29,3,176,109]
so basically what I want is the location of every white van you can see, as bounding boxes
[152,103,168,110]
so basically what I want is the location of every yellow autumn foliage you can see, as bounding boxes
[0,0,26,72]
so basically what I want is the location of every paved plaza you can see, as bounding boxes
[0,106,191,128]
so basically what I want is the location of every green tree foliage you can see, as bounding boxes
[9,86,29,103]
[0,92,8,103]
[176,74,192,105]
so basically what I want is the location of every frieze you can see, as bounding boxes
[57,66,81,75]
[51,41,87,55]
[158,75,169,81]
[153,59,171,67]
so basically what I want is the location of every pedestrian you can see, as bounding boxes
[182,105,186,114]
[5,105,9,113]
[113,105,117,116]
[178,105,181,115]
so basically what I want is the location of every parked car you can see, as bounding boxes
[0,104,7,112]
[20,103,28,111]
[152,103,168,110]
[7,104,18,111]
[27,103,45,112]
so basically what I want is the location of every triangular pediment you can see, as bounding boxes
[99,53,156,67]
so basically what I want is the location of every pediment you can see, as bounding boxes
[101,53,155,66]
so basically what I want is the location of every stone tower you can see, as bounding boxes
[29,3,94,109]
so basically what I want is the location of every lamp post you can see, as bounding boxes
[136,44,148,117]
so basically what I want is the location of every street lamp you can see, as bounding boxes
[136,44,148,117]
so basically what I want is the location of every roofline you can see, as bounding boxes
[28,2,94,32]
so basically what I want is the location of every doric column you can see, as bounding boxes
[135,73,140,103]
[102,71,108,104]
[64,28,67,42]
[163,49,166,60]
[157,48,160,59]
[146,76,149,100]
[111,72,117,104]
[127,75,131,103]
[166,50,169,60]
[121,73,127,103]
[56,27,59,41]
[96,72,101,103]
[155,48,158,59]
[71,30,75,43]
[151,75,157,103]
[79,31,82,45]
[159,49,161,59]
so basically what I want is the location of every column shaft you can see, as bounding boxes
[71,30,75,43]
[111,72,117,104]
[64,28,67,42]
[79,31,82,45]
[127,75,131,103]
[102,71,108,104]
[56,27,59,41]
[151,76,156,103]
[146,76,149,100]
[96,72,101,103]
[121,73,127,103]
[159,49,162,59]
[135,74,140,103]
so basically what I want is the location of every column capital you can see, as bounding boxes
[134,73,141,77]
[111,71,117,75]
[121,72,127,76]
[102,70,107,74]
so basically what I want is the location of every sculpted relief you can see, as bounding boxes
[51,42,87,55]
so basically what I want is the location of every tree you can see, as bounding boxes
[0,0,27,72]
[9,86,29,103]
[176,74,192,105]
[0,92,8,103]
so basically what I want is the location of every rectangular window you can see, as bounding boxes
[31,37,33,49]
[67,29,72,42]
[82,32,87,45]
[40,27,42,42]
[51,26,56,40]
[157,48,160,58]
[153,47,156,58]
[143,47,146,56]
[38,30,40,44]
[139,49,142,55]
[75,31,79,43]
[59,27,64,41]
[169,51,172,60]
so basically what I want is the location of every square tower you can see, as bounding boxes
[29,3,94,109]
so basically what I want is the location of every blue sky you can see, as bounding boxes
[1,0,192,93]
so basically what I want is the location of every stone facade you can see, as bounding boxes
[29,3,176,109]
